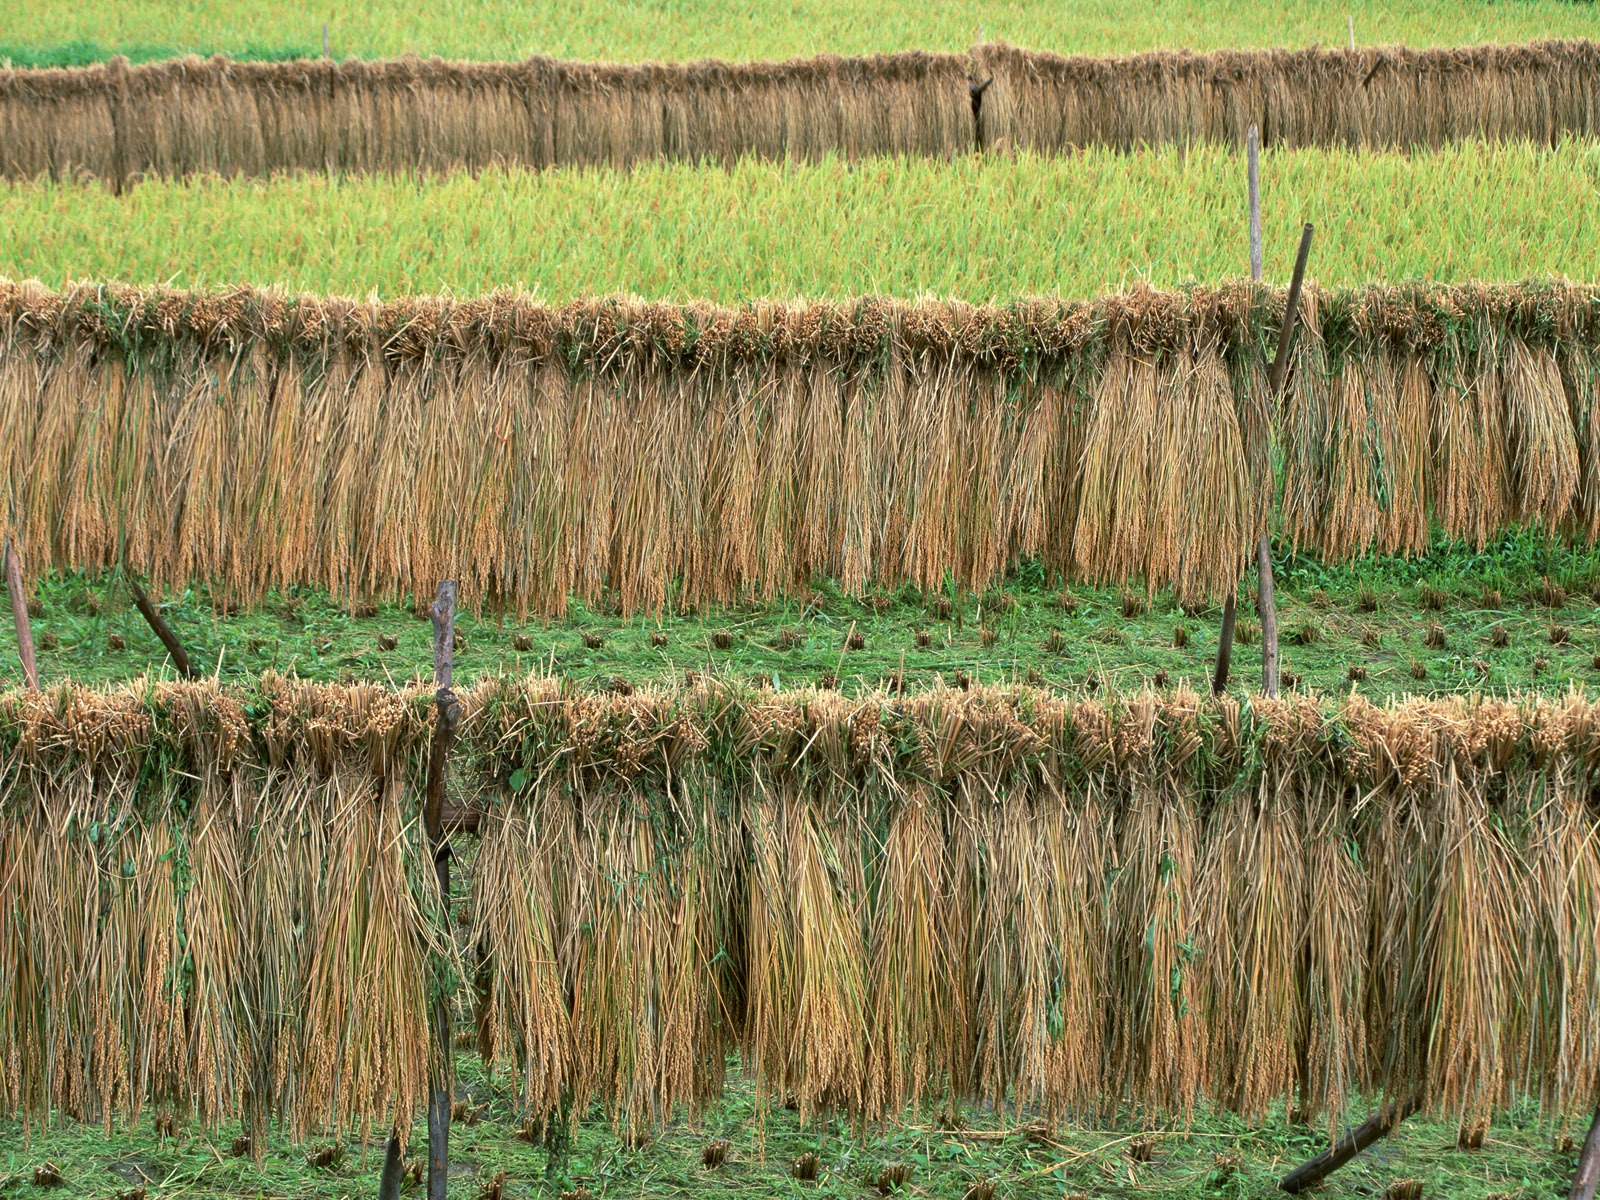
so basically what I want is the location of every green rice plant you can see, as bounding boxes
[1,142,1598,300]
[0,0,1588,65]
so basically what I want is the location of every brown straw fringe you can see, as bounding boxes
[3,279,1600,614]
[3,40,1600,185]
[3,677,1599,1135]
[974,40,1600,155]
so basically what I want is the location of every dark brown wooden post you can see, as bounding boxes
[1280,1094,1419,1193]
[1258,223,1313,696]
[424,581,460,1200]
[4,538,39,691]
[1569,1100,1600,1200]
[127,574,198,679]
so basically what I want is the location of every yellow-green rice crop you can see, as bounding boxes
[2,142,1597,301]
[2,0,1595,65]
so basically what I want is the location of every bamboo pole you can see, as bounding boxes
[1569,1100,1600,1200]
[424,580,460,1200]
[127,573,198,679]
[1280,1094,1419,1193]
[3,538,39,691]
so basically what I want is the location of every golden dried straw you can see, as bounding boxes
[3,676,1599,1137]
[4,279,1598,616]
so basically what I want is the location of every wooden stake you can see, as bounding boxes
[3,538,39,691]
[127,573,198,679]
[1212,595,1236,696]
[1569,1100,1600,1200]
[1280,1094,1419,1193]
[322,22,330,57]
[424,581,460,1200]
[378,1129,406,1200]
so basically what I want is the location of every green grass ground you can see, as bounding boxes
[4,534,1598,696]
[1,0,1594,65]
[5,144,1598,301]
[0,1064,1586,1199]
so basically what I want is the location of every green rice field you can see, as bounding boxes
[1,0,1593,66]
[5,142,1598,301]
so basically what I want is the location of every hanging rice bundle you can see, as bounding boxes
[4,280,1600,614]
[5,679,1600,1133]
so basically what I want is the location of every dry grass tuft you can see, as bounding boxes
[1235,619,1259,646]
[651,631,669,647]
[515,634,534,651]
[1172,624,1189,648]
[1533,656,1550,674]
[934,598,955,620]
[1457,1119,1487,1150]
[1410,658,1428,680]
[702,1139,731,1167]
[979,627,997,647]
[1418,583,1448,611]
[307,1143,344,1169]
[1152,669,1169,688]
[1058,592,1080,614]
[874,1162,910,1194]
[711,629,734,650]
[1480,586,1504,609]
[1550,625,1571,644]
[1348,664,1367,682]
[1119,590,1146,618]
[477,1170,507,1200]
[1490,625,1510,648]
[1127,1136,1156,1162]
[230,1134,251,1157]
[560,1189,593,1200]
[914,628,932,649]
[107,632,125,651]
[1357,588,1380,612]
[1536,576,1568,608]
[33,1163,64,1187]
[962,1181,997,1200]
[1362,627,1382,648]
[1423,623,1448,649]
[582,631,606,649]
[377,633,398,651]
[791,1153,820,1181]
[1044,629,1066,654]
[1294,618,1322,646]
[845,628,865,651]
[1384,1181,1422,1200]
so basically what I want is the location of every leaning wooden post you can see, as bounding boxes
[1255,224,1315,696]
[424,581,461,1200]
[3,537,39,691]
[127,573,199,679]
[1280,1094,1419,1193]
[1569,1098,1600,1200]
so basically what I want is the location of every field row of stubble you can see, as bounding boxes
[3,141,1597,301]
